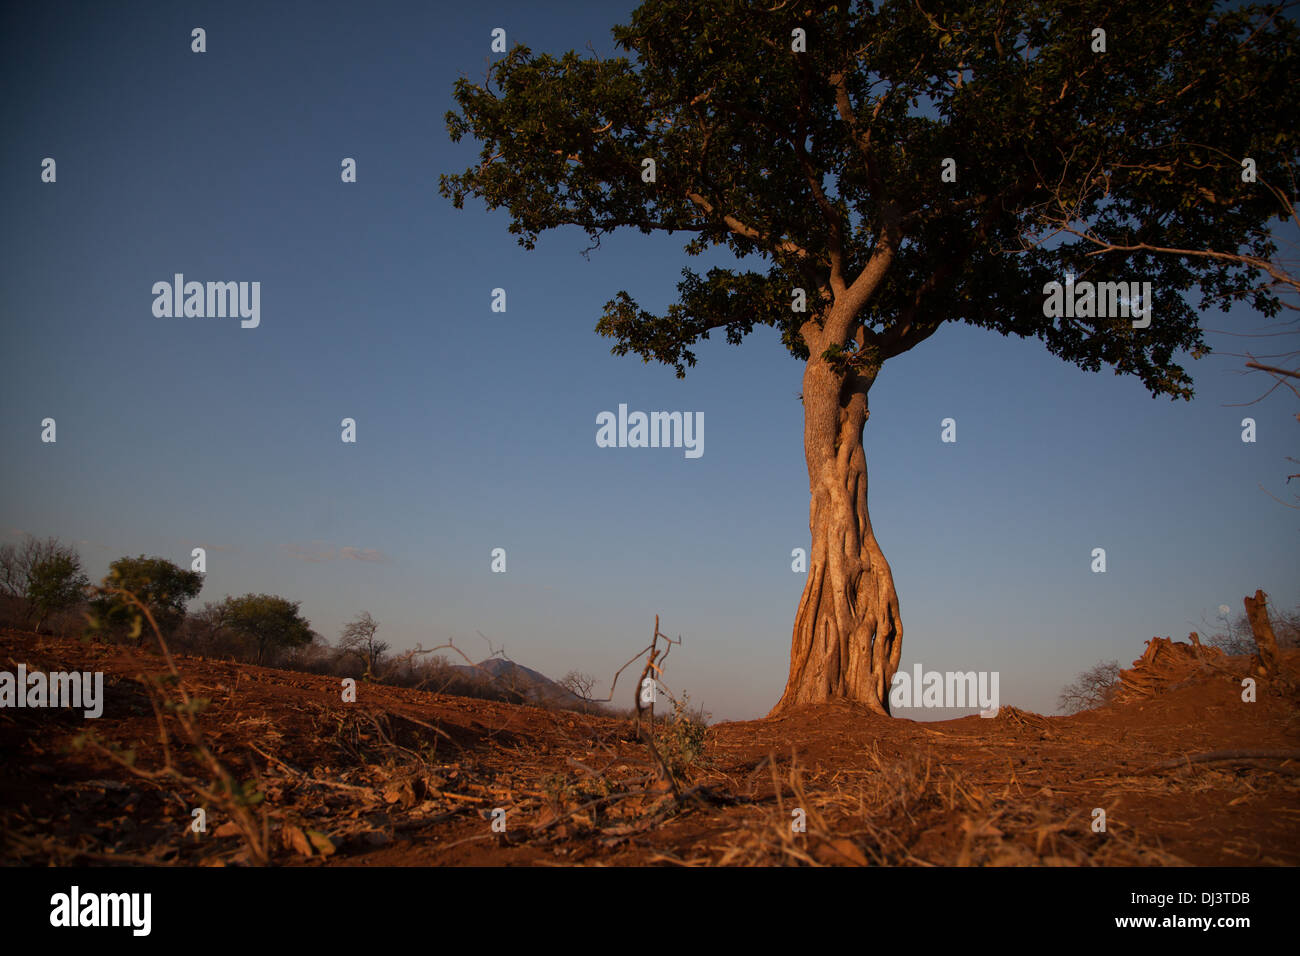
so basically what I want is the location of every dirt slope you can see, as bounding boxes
[2,630,1297,866]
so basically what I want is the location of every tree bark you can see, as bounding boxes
[770,356,902,716]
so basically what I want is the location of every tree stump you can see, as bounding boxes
[1244,589,1281,677]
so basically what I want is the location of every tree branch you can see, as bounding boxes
[684,190,814,262]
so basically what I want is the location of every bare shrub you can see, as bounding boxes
[1206,604,1300,656]
[1058,659,1121,714]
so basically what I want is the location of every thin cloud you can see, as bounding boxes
[180,541,231,552]
[282,542,336,562]
[339,546,386,562]
[282,542,387,564]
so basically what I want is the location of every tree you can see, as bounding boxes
[192,599,230,637]
[559,669,600,712]
[338,611,389,676]
[179,600,236,655]
[0,535,55,605]
[442,0,1298,714]
[0,536,89,632]
[559,670,597,700]
[1058,659,1121,714]
[222,593,314,665]
[89,555,204,643]
[27,552,90,633]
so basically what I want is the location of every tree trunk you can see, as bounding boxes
[770,358,902,716]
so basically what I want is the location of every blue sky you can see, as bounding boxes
[2,0,1296,722]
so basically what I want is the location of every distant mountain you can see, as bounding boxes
[450,658,589,708]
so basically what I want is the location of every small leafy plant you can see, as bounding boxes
[655,693,710,781]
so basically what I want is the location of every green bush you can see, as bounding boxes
[655,693,710,780]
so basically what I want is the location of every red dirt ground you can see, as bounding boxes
[2,629,1297,866]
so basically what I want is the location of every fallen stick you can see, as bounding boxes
[247,744,376,793]
[1132,749,1300,775]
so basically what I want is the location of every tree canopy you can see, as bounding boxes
[442,0,1297,395]
[223,593,314,665]
[90,554,204,641]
